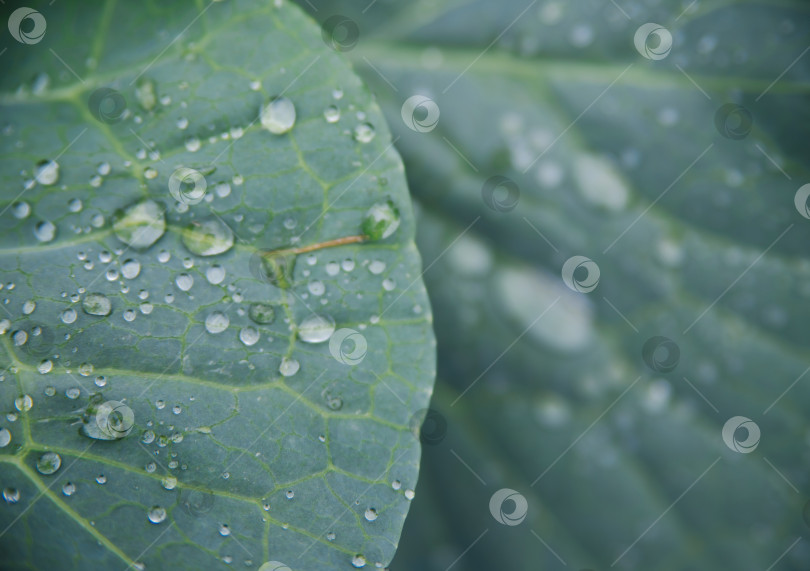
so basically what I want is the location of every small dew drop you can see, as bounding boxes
[65,387,81,400]
[351,555,366,568]
[0,428,12,448]
[162,476,177,490]
[175,273,194,291]
[219,524,231,536]
[61,482,76,496]
[95,474,107,485]
[239,327,260,346]
[364,508,377,522]
[285,490,294,499]
[368,260,386,275]
[14,395,33,412]
[22,300,36,315]
[122,259,141,279]
[279,358,300,377]
[37,359,53,374]
[61,308,78,324]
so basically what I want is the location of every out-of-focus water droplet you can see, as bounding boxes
[97,162,111,176]
[382,278,395,291]
[353,123,375,143]
[68,198,83,213]
[36,451,61,475]
[260,97,296,134]
[34,159,59,186]
[34,220,56,242]
[205,311,229,334]
[82,293,112,316]
[135,78,157,110]
[324,105,340,123]
[113,200,166,249]
[307,280,325,296]
[297,314,335,343]
[12,201,31,219]
[96,474,107,485]
[368,260,386,275]
[182,218,234,256]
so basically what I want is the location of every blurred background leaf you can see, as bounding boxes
[298,0,810,569]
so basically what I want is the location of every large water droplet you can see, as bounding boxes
[147,506,167,524]
[324,105,340,123]
[113,200,166,249]
[260,97,296,134]
[362,200,400,241]
[205,311,230,334]
[36,451,62,475]
[0,428,11,447]
[34,220,56,242]
[248,303,275,324]
[297,314,335,343]
[181,218,234,256]
[82,293,112,316]
[34,159,59,186]
[353,123,375,143]
[135,78,157,110]
[37,359,53,374]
